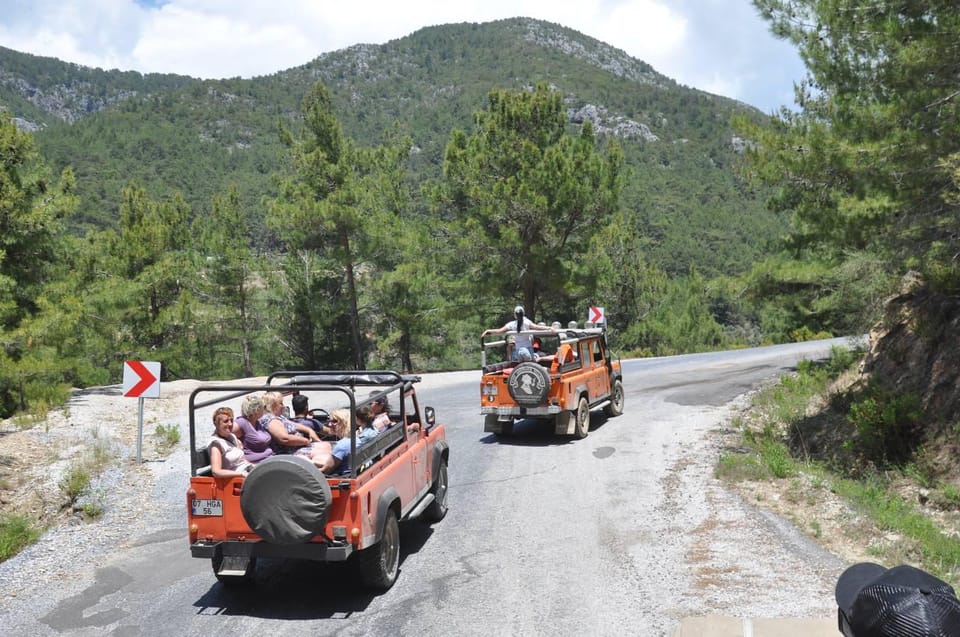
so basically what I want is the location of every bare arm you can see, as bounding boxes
[209,444,245,478]
[295,422,321,442]
[267,418,308,446]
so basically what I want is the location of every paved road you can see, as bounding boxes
[0,338,859,636]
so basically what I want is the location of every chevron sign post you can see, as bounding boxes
[123,361,161,463]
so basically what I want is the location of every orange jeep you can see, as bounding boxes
[480,327,624,438]
[186,371,449,590]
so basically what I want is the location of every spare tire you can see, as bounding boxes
[240,455,332,545]
[507,362,551,407]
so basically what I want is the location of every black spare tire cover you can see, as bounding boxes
[240,455,332,545]
[507,362,551,407]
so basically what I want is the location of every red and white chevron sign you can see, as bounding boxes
[588,306,605,324]
[122,361,161,398]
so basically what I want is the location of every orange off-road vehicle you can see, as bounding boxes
[480,327,624,438]
[186,371,449,590]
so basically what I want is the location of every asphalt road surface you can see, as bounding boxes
[0,338,860,637]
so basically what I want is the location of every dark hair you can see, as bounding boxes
[291,393,308,414]
[356,404,374,426]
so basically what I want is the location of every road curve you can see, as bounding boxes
[0,337,860,636]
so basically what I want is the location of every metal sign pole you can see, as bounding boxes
[137,397,144,464]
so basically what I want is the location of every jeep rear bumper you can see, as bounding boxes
[481,405,561,418]
[191,539,354,562]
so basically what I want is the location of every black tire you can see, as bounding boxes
[574,397,590,439]
[506,362,551,407]
[423,459,448,522]
[240,455,332,545]
[358,511,400,591]
[604,379,625,417]
[211,552,257,586]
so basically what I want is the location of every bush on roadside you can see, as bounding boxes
[0,514,40,562]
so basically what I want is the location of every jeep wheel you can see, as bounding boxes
[358,511,400,591]
[574,396,590,439]
[240,455,332,544]
[423,459,448,522]
[604,379,625,417]
[211,552,257,586]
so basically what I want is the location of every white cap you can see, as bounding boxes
[514,305,524,314]
[551,321,561,329]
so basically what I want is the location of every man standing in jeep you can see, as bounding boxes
[481,306,554,361]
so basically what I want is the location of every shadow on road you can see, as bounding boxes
[478,412,614,446]
[191,522,436,619]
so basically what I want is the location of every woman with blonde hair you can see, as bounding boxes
[260,391,332,468]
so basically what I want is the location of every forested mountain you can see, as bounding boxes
[0,18,779,279]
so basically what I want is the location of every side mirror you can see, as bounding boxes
[424,406,436,430]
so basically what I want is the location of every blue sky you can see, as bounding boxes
[1,0,806,113]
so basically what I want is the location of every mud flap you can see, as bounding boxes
[484,414,503,433]
[555,410,575,435]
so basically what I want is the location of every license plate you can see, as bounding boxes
[191,499,223,517]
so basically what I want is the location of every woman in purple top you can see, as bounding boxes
[235,394,274,463]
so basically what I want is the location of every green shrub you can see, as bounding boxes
[59,465,91,504]
[0,514,40,562]
[848,389,922,464]
[154,423,181,451]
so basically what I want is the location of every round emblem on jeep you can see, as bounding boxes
[507,362,550,406]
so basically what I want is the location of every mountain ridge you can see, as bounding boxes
[0,17,778,279]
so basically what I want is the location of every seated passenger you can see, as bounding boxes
[261,391,332,468]
[317,405,379,475]
[235,394,274,464]
[208,406,253,478]
[551,343,577,372]
[368,392,393,432]
[291,393,336,439]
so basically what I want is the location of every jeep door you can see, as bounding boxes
[582,340,611,403]
[403,388,431,497]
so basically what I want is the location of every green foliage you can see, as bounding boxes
[154,423,181,450]
[434,83,623,321]
[747,0,960,282]
[0,112,78,414]
[0,514,40,562]
[848,388,923,466]
[59,465,91,504]
[832,477,960,578]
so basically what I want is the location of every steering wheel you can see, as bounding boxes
[309,408,329,420]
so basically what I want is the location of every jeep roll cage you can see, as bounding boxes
[188,370,429,479]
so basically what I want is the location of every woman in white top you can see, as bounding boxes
[208,406,253,478]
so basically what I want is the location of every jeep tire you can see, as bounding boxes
[574,396,590,439]
[239,455,332,545]
[358,510,400,590]
[506,362,550,407]
[423,459,448,522]
[604,379,625,417]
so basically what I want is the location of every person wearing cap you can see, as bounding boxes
[835,562,960,636]
[482,305,554,362]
